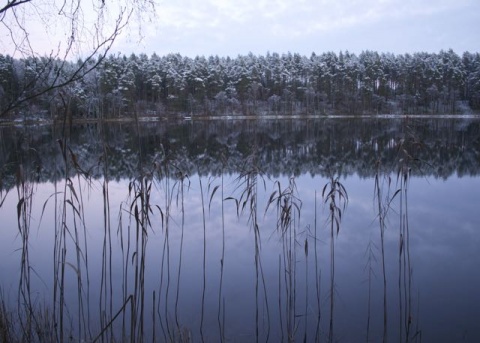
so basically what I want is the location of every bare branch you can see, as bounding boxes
[0,0,155,116]
[0,0,32,17]
[0,8,133,116]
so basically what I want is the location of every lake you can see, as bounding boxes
[1,116,479,342]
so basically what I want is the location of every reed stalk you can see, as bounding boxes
[304,236,309,343]
[374,159,397,343]
[322,176,348,343]
[217,171,226,343]
[154,155,177,342]
[15,164,35,342]
[175,171,189,335]
[49,137,94,342]
[199,175,207,343]
[206,162,226,343]
[364,240,377,343]
[100,140,113,342]
[265,176,301,342]
[395,122,424,342]
[314,191,321,342]
[229,152,271,342]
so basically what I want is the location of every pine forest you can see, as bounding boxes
[1,49,479,119]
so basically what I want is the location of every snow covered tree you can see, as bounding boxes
[1,48,477,117]
[0,54,19,113]
[463,52,480,110]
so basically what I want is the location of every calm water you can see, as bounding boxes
[0,117,479,342]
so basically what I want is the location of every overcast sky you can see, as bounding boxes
[1,0,479,58]
[110,0,480,57]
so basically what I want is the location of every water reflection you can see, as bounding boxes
[0,117,479,342]
[1,117,480,190]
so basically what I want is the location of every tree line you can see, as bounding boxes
[1,49,479,119]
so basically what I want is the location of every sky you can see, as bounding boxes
[1,0,479,59]
[112,0,480,58]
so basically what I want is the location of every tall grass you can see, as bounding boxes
[15,163,36,342]
[156,161,173,341]
[100,140,113,341]
[209,159,226,343]
[374,159,397,343]
[199,175,207,342]
[0,294,13,342]
[314,190,322,342]
[395,122,425,343]
[152,152,191,343]
[364,240,377,343]
[53,139,93,342]
[266,176,302,342]
[229,152,271,342]
[369,121,424,343]
[174,170,189,338]
[322,176,348,343]
[0,120,439,343]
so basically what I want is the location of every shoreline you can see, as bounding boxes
[1,113,480,127]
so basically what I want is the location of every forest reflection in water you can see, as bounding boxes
[0,117,479,342]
